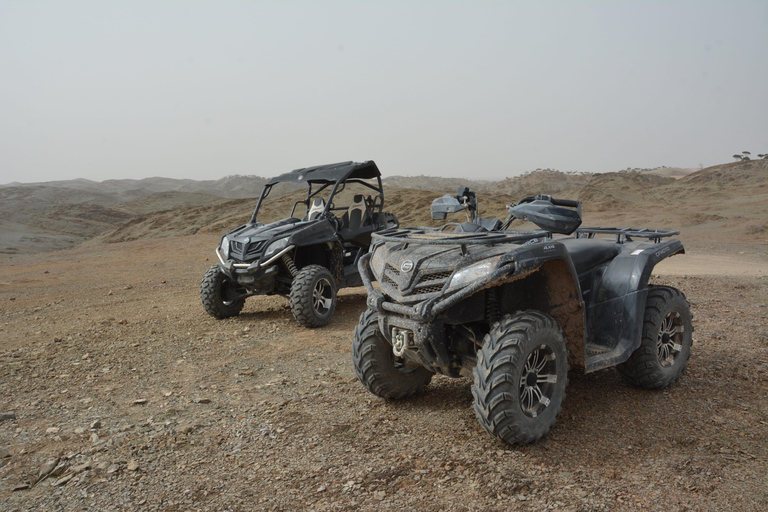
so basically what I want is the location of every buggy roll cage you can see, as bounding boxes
[248,161,385,224]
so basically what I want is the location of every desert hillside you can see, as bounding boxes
[1,160,765,256]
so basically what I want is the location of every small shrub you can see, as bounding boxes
[744,223,766,234]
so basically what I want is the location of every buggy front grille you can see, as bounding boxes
[229,239,268,262]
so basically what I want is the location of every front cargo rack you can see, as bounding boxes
[372,227,550,254]
[575,227,680,244]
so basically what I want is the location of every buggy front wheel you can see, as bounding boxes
[200,265,245,319]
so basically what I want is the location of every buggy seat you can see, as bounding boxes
[340,195,374,246]
[306,198,326,221]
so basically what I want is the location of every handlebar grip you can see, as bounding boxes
[550,198,580,208]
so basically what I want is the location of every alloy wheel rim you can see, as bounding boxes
[312,278,333,315]
[519,344,559,418]
[657,311,684,367]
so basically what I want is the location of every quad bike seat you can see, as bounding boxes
[560,238,621,275]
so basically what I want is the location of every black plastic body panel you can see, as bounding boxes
[359,226,685,375]
[582,238,684,371]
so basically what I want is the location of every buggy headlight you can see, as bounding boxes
[220,236,230,260]
[448,255,503,290]
[264,237,290,259]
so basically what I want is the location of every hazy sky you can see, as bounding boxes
[1,1,767,184]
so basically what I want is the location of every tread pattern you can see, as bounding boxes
[617,285,693,389]
[200,265,244,319]
[289,265,337,328]
[352,309,432,399]
[472,310,568,445]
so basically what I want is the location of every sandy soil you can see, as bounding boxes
[1,234,767,511]
[654,252,767,277]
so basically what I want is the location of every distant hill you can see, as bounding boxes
[0,175,267,254]
[491,170,593,198]
[639,167,696,179]
[1,161,765,255]
[0,175,269,199]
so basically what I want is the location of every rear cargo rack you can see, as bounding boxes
[372,227,550,254]
[575,227,679,244]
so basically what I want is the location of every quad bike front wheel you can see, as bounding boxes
[200,265,245,319]
[352,309,433,399]
[617,285,693,389]
[289,265,337,328]
[472,310,569,445]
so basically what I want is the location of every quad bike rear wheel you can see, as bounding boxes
[617,285,693,389]
[472,310,569,445]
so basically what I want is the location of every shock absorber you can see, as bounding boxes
[282,253,298,277]
[486,288,501,325]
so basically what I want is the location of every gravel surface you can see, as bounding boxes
[1,234,767,511]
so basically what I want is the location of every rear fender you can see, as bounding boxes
[585,239,684,371]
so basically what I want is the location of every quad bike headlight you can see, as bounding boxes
[447,255,503,290]
[220,236,231,260]
[264,237,290,259]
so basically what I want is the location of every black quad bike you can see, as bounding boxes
[353,189,693,444]
[201,161,398,328]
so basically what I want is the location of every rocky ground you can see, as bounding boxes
[1,234,767,511]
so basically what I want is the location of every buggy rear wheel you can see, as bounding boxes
[352,309,432,399]
[289,265,337,328]
[200,265,245,319]
[617,285,693,389]
[472,311,568,445]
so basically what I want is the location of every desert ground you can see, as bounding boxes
[1,161,767,511]
[1,231,767,512]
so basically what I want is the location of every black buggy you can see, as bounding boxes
[353,189,693,444]
[201,161,398,327]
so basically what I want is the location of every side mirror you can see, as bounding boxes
[430,194,465,220]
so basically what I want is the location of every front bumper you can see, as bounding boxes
[358,252,520,376]
[216,244,295,271]
[215,244,295,295]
